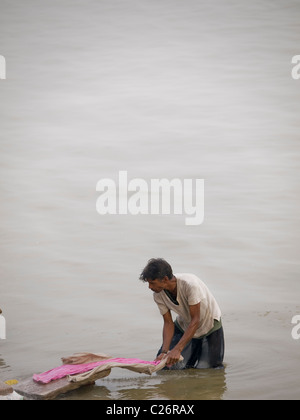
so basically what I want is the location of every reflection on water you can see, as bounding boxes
[59,368,227,400]
[0,357,8,369]
[0,355,11,380]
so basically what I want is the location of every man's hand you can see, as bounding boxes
[166,348,182,367]
[155,352,167,362]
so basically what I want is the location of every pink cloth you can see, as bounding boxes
[33,358,160,384]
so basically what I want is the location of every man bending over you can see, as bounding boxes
[140,258,224,369]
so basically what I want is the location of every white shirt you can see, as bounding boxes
[153,273,221,338]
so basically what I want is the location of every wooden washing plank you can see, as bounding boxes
[13,374,100,400]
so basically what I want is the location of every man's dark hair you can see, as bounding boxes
[139,258,173,282]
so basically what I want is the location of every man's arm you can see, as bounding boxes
[165,303,200,366]
[155,310,175,360]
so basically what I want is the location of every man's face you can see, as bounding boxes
[147,278,166,293]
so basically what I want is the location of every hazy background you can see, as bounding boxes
[0,0,299,399]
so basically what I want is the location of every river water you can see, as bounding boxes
[0,0,299,400]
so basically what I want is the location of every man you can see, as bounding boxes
[140,258,224,369]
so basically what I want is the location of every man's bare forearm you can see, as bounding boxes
[161,319,175,352]
[166,303,201,366]
[173,320,198,353]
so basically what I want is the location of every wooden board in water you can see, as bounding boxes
[13,375,99,400]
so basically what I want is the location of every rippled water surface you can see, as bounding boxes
[0,0,300,400]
